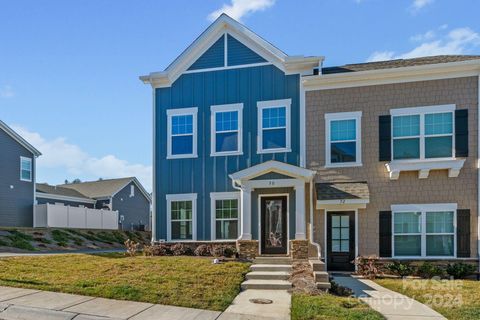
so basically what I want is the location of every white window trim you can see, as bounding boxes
[391,203,457,259]
[167,107,198,159]
[166,193,197,241]
[210,192,241,241]
[20,156,32,182]
[325,111,362,168]
[257,99,292,154]
[210,103,243,156]
[390,104,456,162]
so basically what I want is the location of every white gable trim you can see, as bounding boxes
[0,120,41,156]
[140,14,323,88]
[229,160,315,183]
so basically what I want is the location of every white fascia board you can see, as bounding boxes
[229,160,316,182]
[36,193,95,204]
[139,14,323,88]
[302,60,480,90]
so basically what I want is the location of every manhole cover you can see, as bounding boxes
[249,298,273,304]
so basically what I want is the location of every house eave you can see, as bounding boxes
[303,59,480,90]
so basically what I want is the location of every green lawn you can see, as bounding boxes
[0,254,250,311]
[291,293,384,320]
[375,278,480,320]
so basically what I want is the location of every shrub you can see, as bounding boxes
[194,244,211,256]
[124,239,139,257]
[446,262,476,279]
[211,245,225,257]
[51,230,71,243]
[171,243,186,256]
[0,238,8,246]
[385,261,415,277]
[33,237,52,244]
[417,262,444,278]
[7,231,35,251]
[354,256,380,279]
[8,230,33,242]
[329,280,353,297]
[143,244,170,256]
[223,245,236,258]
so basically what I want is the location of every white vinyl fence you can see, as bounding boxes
[34,204,119,230]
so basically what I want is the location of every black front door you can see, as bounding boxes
[327,212,355,271]
[261,196,287,254]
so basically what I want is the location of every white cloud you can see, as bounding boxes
[410,30,436,42]
[208,0,275,22]
[410,0,434,13]
[11,125,152,191]
[367,26,480,62]
[0,85,14,98]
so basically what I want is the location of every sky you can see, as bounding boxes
[1,0,479,192]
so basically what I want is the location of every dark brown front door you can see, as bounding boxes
[327,212,355,271]
[261,196,287,255]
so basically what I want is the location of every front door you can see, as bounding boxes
[261,196,287,255]
[327,212,355,271]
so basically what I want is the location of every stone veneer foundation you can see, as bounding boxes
[290,240,309,260]
[236,240,259,259]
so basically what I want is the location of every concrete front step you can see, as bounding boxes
[254,256,292,265]
[250,264,292,272]
[317,282,331,290]
[241,279,292,290]
[246,271,290,280]
[309,259,326,272]
[314,271,329,283]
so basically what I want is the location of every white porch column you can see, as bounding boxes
[240,185,252,240]
[294,183,306,239]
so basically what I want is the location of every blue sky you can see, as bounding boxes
[1,0,479,191]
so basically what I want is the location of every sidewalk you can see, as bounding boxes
[332,274,446,320]
[0,286,220,320]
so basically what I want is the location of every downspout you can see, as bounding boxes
[232,179,243,241]
[309,179,322,259]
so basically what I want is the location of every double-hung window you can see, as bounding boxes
[325,112,362,167]
[392,203,456,258]
[166,194,197,241]
[391,105,454,160]
[20,156,32,182]
[257,99,291,153]
[210,192,240,240]
[210,103,243,156]
[167,108,198,159]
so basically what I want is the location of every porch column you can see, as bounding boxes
[240,185,252,240]
[294,183,306,239]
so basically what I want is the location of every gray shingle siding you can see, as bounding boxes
[0,129,35,227]
[112,182,150,231]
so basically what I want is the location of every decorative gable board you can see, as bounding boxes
[188,35,225,71]
[227,34,266,66]
[252,172,296,180]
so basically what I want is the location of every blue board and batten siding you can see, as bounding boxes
[0,129,35,227]
[155,60,300,241]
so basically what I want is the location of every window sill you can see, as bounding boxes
[392,256,456,260]
[20,178,32,182]
[257,148,292,154]
[167,154,198,160]
[385,158,465,180]
[211,151,243,157]
[324,162,362,169]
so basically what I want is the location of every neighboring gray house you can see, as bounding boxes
[37,177,151,231]
[0,120,41,227]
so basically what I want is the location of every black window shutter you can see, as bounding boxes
[379,211,392,257]
[457,209,470,258]
[455,109,468,157]
[379,115,391,161]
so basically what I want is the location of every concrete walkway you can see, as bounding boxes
[332,274,446,320]
[0,286,221,320]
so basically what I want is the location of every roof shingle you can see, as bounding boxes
[316,182,369,201]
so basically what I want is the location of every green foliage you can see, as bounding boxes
[51,230,71,243]
[6,230,35,251]
[417,262,444,278]
[446,262,476,279]
[0,238,9,246]
[385,261,415,277]
[33,237,52,244]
